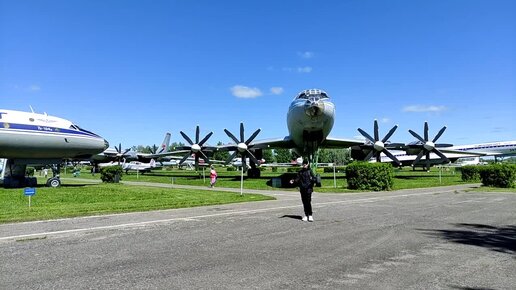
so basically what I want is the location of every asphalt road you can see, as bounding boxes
[1,184,515,289]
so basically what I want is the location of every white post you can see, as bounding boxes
[333,164,337,188]
[439,166,442,184]
[136,168,139,180]
[240,166,244,196]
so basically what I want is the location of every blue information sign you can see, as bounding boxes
[24,188,36,196]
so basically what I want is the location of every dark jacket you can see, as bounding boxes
[294,167,316,191]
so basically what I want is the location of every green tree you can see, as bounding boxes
[262,149,274,163]
[274,148,292,163]
[212,141,229,162]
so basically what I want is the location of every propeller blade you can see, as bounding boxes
[409,130,425,143]
[425,152,430,169]
[382,125,398,143]
[376,152,381,163]
[179,153,191,165]
[240,122,245,143]
[246,150,260,165]
[424,121,429,141]
[432,149,450,163]
[195,155,199,171]
[357,128,375,143]
[435,143,453,148]
[245,128,261,145]
[180,131,194,146]
[374,119,379,141]
[195,125,200,144]
[364,150,375,161]
[224,129,240,144]
[198,151,210,163]
[412,150,426,166]
[199,132,213,146]
[225,151,238,165]
[432,126,447,143]
[382,149,401,166]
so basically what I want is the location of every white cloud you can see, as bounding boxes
[297,66,312,73]
[402,105,447,113]
[380,118,390,123]
[282,66,312,73]
[270,87,284,95]
[28,85,41,92]
[298,51,314,59]
[230,85,263,99]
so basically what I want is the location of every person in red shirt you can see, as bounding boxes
[210,165,218,188]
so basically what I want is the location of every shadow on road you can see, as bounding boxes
[419,223,516,256]
[280,215,303,220]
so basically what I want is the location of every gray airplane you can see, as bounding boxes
[0,109,108,187]
[182,89,376,177]
[182,89,477,178]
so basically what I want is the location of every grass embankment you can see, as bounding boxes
[60,166,473,192]
[0,183,274,224]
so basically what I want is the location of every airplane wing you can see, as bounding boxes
[321,137,365,148]
[216,136,296,151]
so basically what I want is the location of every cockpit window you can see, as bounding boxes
[70,124,80,130]
[295,89,329,100]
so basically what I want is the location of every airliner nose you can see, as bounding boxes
[305,98,325,117]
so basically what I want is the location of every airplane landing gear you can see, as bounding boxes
[46,164,61,187]
[46,177,61,188]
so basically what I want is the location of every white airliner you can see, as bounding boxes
[0,109,108,187]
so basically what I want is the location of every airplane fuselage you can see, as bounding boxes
[286,89,335,156]
[0,110,108,160]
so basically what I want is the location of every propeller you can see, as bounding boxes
[357,119,404,166]
[149,144,159,154]
[408,121,451,169]
[176,125,214,171]
[115,143,131,165]
[224,122,261,171]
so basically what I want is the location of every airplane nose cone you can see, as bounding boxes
[305,100,325,117]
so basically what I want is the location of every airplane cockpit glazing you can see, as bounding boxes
[294,89,329,100]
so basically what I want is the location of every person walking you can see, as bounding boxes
[290,159,316,222]
[209,165,218,188]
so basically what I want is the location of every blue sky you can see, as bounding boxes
[1,0,514,149]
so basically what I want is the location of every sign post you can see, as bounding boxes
[24,188,36,207]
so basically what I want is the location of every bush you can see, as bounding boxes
[345,162,394,191]
[479,164,516,188]
[323,166,347,173]
[461,165,482,181]
[226,167,236,171]
[100,166,123,183]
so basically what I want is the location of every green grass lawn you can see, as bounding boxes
[60,166,472,192]
[0,183,274,224]
[2,166,482,224]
